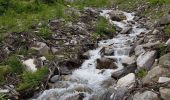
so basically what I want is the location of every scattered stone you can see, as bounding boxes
[137,50,157,70]
[121,56,135,65]
[158,77,170,83]
[142,66,170,84]
[133,91,160,100]
[159,87,170,100]
[117,73,135,87]
[65,93,85,100]
[31,42,49,56]
[109,10,127,21]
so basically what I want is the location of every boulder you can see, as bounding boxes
[157,13,170,26]
[137,50,157,70]
[133,91,160,100]
[31,42,49,55]
[159,53,170,68]
[142,41,161,49]
[121,56,135,65]
[158,77,170,83]
[142,66,170,84]
[135,45,145,56]
[111,63,136,79]
[117,73,135,87]
[159,87,170,100]
[108,10,127,21]
[96,57,117,69]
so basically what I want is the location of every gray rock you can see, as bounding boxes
[111,63,136,79]
[142,66,170,84]
[96,57,117,69]
[159,53,170,68]
[135,45,145,56]
[117,73,135,87]
[159,87,170,100]
[158,14,170,26]
[50,75,60,83]
[137,50,157,70]
[133,91,160,100]
[108,10,127,21]
[31,42,49,55]
[120,27,132,34]
[158,77,170,83]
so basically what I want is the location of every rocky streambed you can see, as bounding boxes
[31,9,166,100]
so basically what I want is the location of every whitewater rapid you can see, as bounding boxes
[36,10,147,100]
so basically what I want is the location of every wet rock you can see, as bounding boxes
[137,50,157,70]
[101,78,116,88]
[120,27,132,34]
[157,13,170,26]
[142,66,170,84]
[135,45,145,56]
[96,57,117,69]
[117,73,135,87]
[58,59,82,75]
[158,77,170,83]
[111,63,136,79]
[65,93,85,100]
[48,81,69,88]
[159,53,170,68]
[31,42,49,56]
[108,10,127,21]
[133,91,160,100]
[159,87,170,100]
[50,75,60,83]
[110,87,128,100]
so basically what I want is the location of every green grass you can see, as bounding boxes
[164,24,170,37]
[136,69,147,78]
[17,67,49,91]
[5,55,24,74]
[95,16,115,36]
[71,0,112,9]
[0,65,11,85]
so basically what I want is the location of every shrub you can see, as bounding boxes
[17,67,49,91]
[0,0,11,15]
[6,55,24,74]
[96,16,115,35]
[0,65,11,85]
[164,24,170,37]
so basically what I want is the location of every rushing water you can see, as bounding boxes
[36,10,147,100]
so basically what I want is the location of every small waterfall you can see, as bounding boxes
[36,10,147,100]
